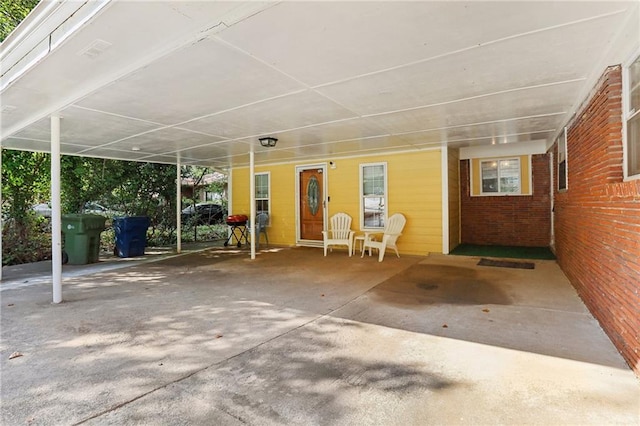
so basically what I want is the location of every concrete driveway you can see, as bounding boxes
[1,246,638,425]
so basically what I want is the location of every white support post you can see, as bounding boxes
[249,150,256,260]
[51,115,62,303]
[176,159,182,254]
[0,142,3,281]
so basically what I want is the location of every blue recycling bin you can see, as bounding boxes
[113,216,150,258]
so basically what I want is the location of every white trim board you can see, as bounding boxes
[460,140,547,160]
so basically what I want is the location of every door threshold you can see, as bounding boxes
[297,241,323,248]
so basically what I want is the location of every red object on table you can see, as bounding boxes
[226,214,248,225]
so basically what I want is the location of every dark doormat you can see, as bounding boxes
[450,244,556,260]
[478,258,535,269]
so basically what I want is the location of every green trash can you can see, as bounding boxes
[61,214,106,265]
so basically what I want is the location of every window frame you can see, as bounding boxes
[479,157,522,195]
[359,162,387,231]
[557,127,568,191]
[624,49,640,181]
[254,172,270,226]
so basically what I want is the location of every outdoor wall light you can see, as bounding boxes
[259,137,278,148]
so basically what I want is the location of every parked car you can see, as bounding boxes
[32,202,52,217]
[82,202,113,216]
[32,201,117,218]
[181,203,226,225]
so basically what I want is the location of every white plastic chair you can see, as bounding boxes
[248,212,269,249]
[361,213,407,262]
[322,213,355,257]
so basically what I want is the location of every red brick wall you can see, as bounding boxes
[553,65,640,375]
[460,154,551,246]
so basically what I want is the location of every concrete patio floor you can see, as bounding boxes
[1,246,638,425]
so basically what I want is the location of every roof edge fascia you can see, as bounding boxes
[1,0,112,90]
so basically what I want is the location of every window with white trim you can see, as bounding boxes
[360,163,386,229]
[255,172,270,225]
[480,158,521,194]
[557,127,568,191]
[626,53,640,178]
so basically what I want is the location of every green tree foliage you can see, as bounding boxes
[1,150,51,265]
[2,150,50,221]
[60,156,113,213]
[0,0,40,42]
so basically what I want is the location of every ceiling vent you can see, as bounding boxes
[77,39,112,59]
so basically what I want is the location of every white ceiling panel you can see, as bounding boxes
[272,118,388,147]
[216,150,293,168]
[0,85,56,135]
[318,12,623,116]
[395,115,562,146]
[73,147,153,162]
[177,141,254,161]
[59,143,96,155]
[179,90,358,139]
[372,81,581,135]
[283,135,414,159]
[11,107,162,148]
[1,137,92,154]
[61,107,161,146]
[11,117,53,142]
[1,137,47,152]
[92,127,226,156]
[76,37,305,125]
[136,154,181,165]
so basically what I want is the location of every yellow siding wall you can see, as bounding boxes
[231,164,297,245]
[470,155,531,196]
[231,149,443,255]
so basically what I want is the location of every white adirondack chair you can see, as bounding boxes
[322,213,355,257]
[362,213,407,262]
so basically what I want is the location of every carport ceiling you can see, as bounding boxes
[1,1,638,169]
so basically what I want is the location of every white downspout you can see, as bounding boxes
[176,159,181,254]
[549,152,555,248]
[249,150,256,260]
[51,115,62,303]
[441,143,450,254]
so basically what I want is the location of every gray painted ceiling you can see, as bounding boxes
[1,1,638,169]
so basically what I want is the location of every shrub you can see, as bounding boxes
[2,215,52,266]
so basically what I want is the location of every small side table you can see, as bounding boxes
[353,235,366,256]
